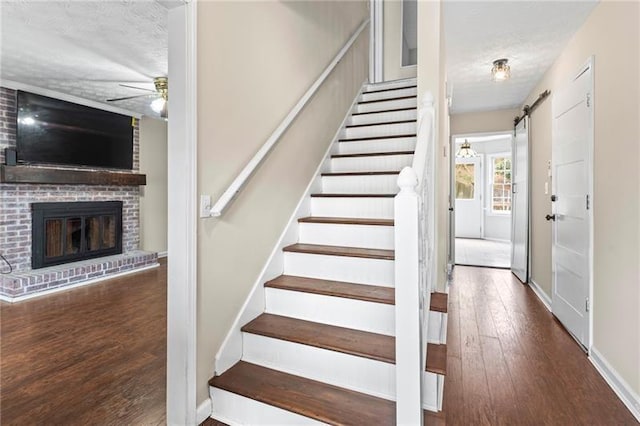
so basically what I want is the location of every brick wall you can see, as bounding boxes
[0,87,141,273]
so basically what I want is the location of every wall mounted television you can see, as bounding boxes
[16,91,134,170]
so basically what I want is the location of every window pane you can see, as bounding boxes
[455,164,475,199]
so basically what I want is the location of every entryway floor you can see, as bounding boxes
[455,237,511,268]
[443,266,638,425]
[0,259,167,425]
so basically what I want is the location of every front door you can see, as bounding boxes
[551,60,593,348]
[511,117,529,283]
[455,157,482,239]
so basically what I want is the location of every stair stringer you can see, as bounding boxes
[213,82,366,376]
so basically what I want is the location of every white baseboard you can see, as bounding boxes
[196,398,213,425]
[0,263,159,303]
[589,347,640,422]
[157,251,168,258]
[528,279,552,312]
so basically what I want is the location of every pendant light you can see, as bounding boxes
[456,139,478,158]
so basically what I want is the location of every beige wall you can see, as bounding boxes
[196,1,369,404]
[450,108,519,136]
[524,1,639,394]
[384,0,417,81]
[138,116,167,254]
[417,0,449,290]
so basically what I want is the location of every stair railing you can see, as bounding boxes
[202,18,370,217]
[394,92,436,425]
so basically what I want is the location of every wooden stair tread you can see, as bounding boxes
[424,410,446,426]
[345,119,416,128]
[209,361,395,425]
[321,171,400,177]
[311,193,396,198]
[358,95,416,104]
[426,343,447,375]
[430,292,448,313]
[351,107,416,116]
[298,216,393,226]
[338,134,416,142]
[265,275,395,305]
[364,84,417,94]
[242,314,395,363]
[332,150,414,158]
[283,243,394,260]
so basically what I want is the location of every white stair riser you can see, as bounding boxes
[341,122,416,140]
[337,138,416,155]
[356,97,417,113]
[299,222,394,249]
[322,174,399,195]
[348,109,417,126]
[331,154,413,173]
[210,388,324,425]
[427,311,447,344]
[242,333,396,400]
[265,288,395,335]
[311,197,394,219]
[360,86,417,102]
[284,252,394,287]
[422,371,442,412]
[365,79,416,92]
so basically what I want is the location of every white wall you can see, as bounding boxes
[139,116,167,254]
[196,0,369,405]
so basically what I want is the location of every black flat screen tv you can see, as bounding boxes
[16,91,134,170]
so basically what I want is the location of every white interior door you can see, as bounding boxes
[455,157,482,238]
[551,61,593,348]
[511,118,529,282]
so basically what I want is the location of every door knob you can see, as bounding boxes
[551,194,557,202]
[449,207,454,212]
[545,214,556,221]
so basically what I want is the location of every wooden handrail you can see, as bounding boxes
[204,18,370,217]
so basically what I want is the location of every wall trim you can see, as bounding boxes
[0,79,141,118]
[213,83,367,376]
[0,263,158,303]
[157,251,168,258]
[196,398,213,425]
[589,347,640,422]
[528,279,552,312]
[166,1,198,424]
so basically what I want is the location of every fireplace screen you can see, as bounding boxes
[32,202,123,269]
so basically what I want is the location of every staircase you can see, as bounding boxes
[209,79,448,425]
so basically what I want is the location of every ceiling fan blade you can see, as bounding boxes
[119,84,155,92]
[107,94,155,102]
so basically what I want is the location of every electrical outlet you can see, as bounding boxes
[199,195,211,218]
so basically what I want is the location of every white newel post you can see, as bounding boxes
[395,167,424,426]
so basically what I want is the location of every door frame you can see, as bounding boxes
[551,56,595,353]
[449,131,512,269]
[167,1,198,424]
[511,117,530,283]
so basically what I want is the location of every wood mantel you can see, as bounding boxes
[0,165,146,186]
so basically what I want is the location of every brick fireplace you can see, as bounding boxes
[0,87,157,300]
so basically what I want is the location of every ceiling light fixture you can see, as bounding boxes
[150,77,168,118]
[456,140,478,158]
[491,58,511,82]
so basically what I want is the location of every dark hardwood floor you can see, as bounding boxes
[0,259,167,425]
[443,266,638,425]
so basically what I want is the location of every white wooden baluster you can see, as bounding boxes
[394,166,423,426]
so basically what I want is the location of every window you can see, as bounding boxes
[491,156,512,212]
[455,163,475,199]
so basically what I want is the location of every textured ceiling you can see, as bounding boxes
[444,1,599,114]
[0,0,170,118]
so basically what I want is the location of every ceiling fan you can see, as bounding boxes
[107,76,168,118]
